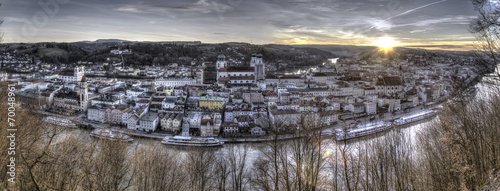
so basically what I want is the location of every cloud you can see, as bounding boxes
[3,17,31,24]
[367,0,449,31]
[367,18,393,31]
[1,0,479,51]
[400,16,476,27]
[404,44,474,51]
[384,0,448,21]
[113,0,234,15]
[115,6,142,13]
[410,29,431,34]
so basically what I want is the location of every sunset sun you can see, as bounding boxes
[373,37,399,53]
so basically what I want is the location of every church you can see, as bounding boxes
[216,53,265,87]
[53,75,89,112]
[58,66,85,83]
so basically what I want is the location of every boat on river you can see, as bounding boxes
[393,110,437,126]
[161,136,224,147]
[90,129,134,142]
[336,121,393,141]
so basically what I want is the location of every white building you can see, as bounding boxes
[154,78,197,87]
[87,105,109,123]
[251,127,265,135]
[127,115,140,130]
[200,119,213,137]
[251,53,265,81]
[58,66,85,83]
[375,77,403,96]
[138,112,159,132]
[364,102,377,115]
[269,109,301,127]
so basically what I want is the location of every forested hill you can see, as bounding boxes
[0,41,336,67]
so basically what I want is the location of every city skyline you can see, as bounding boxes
[2,0,481,51]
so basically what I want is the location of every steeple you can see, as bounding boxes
[81,75,86,83]
[80,75,88,112]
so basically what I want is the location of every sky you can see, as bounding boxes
[1,0,481,50]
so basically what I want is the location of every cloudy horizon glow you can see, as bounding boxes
[1,0,479,51]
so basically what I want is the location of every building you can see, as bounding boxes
[312,73,327,84]
[200,119,213,137]
[251,54,265,81]
[181,121,190,136]
[87,105,110,123]
[91,93,122,106]
[188,112,201,129]
[353,103,365,114]
[126,88,145,99]
[109,105,128,125]
[364,102,377,115]
[269,109,301,127]
[199,95,225,109]
[122,107,146,125]
[52,75,89,112]
[218,67,255,83]
[213,53,266,86]
[58,66,84,83]
[162,96,177,109]
[154,77,197,87]
[138,112,159,132]
[127,115,140,130]
[319,111,338,126]
[80,75,89,111]
[375,76,403,96]
[216,54,226,69]
[172,114,183,133]
[251,127,266,136]
[242,92,264,104]
[53,89,81,112]
[160,113,173,131]
[203,66,217,84]
[223,123,239,135]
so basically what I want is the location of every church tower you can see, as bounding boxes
[254,53,265,81]
[74,66,85,82]
[80,75,88,112]
[216,54,226,69]
[250,53,257,67]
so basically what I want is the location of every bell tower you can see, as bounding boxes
[216,54,226,69]
[80,75,88,112]
[254,54,265,81]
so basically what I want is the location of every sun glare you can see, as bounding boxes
[373,37,399,54]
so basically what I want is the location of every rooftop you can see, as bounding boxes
[200,95,225,102]
[376,76,402,86]
[140,112,158,122]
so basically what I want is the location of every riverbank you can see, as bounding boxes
[39,102,443,144]
[104,106,441,144]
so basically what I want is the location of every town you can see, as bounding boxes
[0,42,486,141]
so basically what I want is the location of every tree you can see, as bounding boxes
[470,0,500,76]
[186,147,216,191]
[131,143,187,191]
[0,4,3,43]
[252,113,327,191]
[227,145,250,191]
